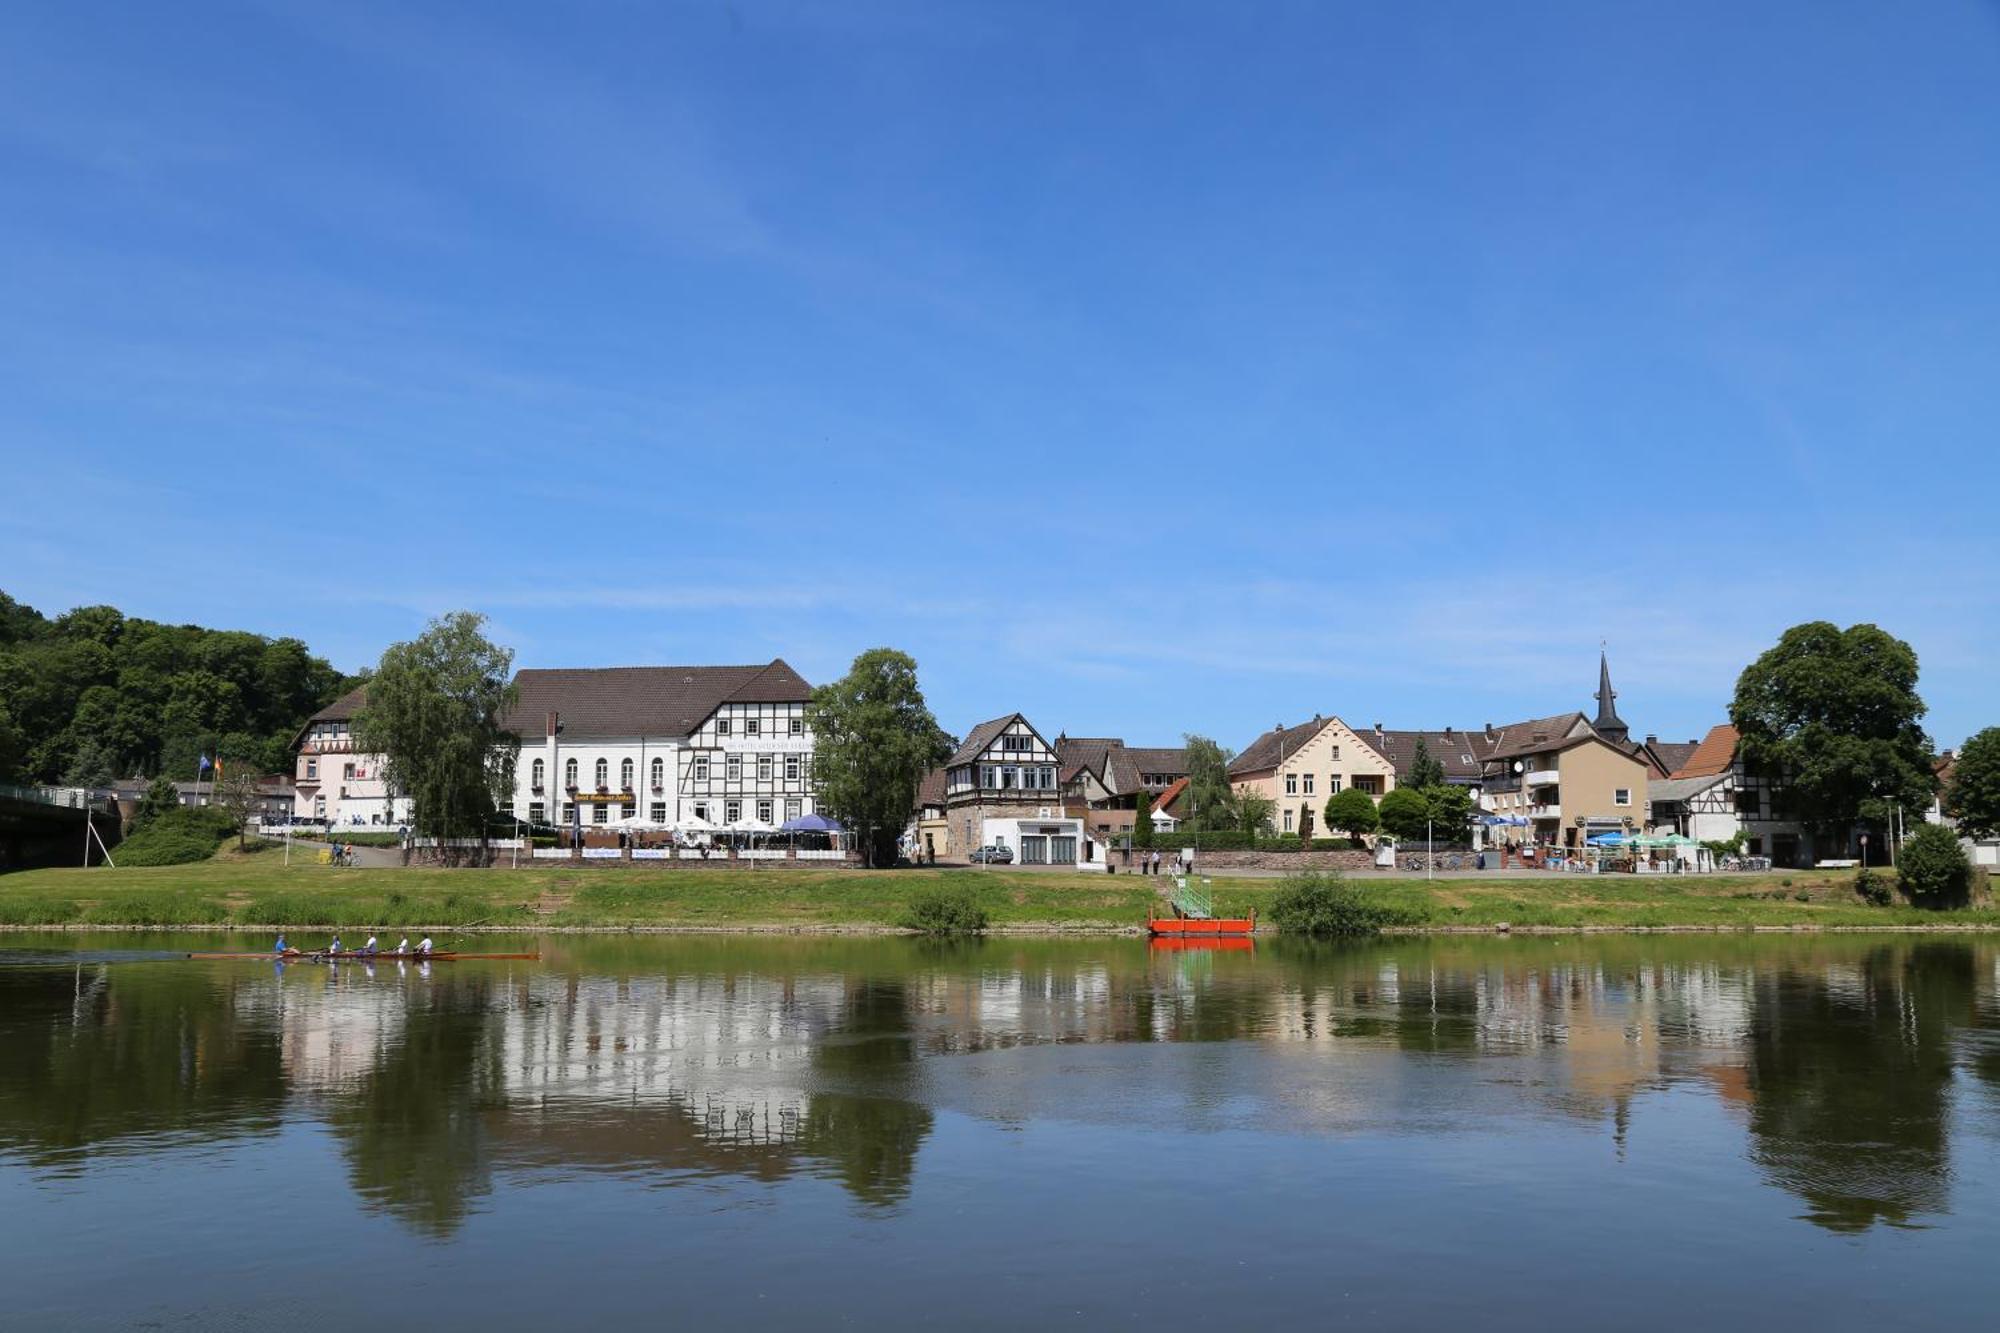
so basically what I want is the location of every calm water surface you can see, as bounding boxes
[4,932,2000,1329]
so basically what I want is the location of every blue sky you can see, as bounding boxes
[3,1,1997,752]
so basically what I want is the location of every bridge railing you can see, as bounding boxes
[0,782,114,813]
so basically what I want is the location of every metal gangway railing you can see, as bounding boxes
[0,782,112,812]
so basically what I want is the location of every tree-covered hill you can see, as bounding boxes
[0,591,356,786]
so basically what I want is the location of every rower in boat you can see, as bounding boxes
[274,933,289,955]
[416,936,434,956]
[328,933,342,957]
[396,937,410,956]
[359,935,379,957]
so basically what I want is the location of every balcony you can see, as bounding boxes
[1523,769,1559,787]
[1527,804,1561,820]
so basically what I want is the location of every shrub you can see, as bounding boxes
[1899,824,1973,909]
[1268,871,1420,937]
[1854,867,1892,906]
[1323,788,1380,844]
[902,885,989,936]
[115,806,236,866]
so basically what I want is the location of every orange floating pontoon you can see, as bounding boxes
[1148,933,1254,952]
[1146,911,1256,938]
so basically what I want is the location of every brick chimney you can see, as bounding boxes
[546,711,560,738]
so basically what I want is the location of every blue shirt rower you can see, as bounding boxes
[328,934,342,956]
[274,934,290,955]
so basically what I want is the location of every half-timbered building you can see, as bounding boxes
[500,659,816,831]
[942,714,1088,865]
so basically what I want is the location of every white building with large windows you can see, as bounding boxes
[499,660,817,831]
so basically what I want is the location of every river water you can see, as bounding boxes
[4,932,1999,1329]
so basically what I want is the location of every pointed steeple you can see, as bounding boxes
[1593,648,1629,744]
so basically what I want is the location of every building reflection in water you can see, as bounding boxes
[3,937,1999,1236]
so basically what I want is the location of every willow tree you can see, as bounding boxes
[804,648,953,867]
[355,612,517,853]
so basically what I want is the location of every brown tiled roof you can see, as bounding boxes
[1057,737,1119,788]
[1359,727,1487,782]
[501,659,811,739]
[1481,712,1595,762]
[1672,724,1739,779]
[946,714,1028,769]
[915,767,948,810]
[309,685,370,723]
[1227,718,1335,777]
[1152,776,1190,816]
[1125,747,1190,780]
[1644,740,1702,776]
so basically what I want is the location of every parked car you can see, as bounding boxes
[969,844,1014,864]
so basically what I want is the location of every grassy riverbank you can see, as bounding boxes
[0,856,1993,931]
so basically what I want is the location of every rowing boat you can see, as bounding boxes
[187,951,540,962]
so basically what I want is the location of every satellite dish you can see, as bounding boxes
[1513,761,1524,774]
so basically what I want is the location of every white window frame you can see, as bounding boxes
[757,755,773,782]
[531,758,544,790]
[564,758,578,789]
[785,798,801,820]
[595,758,609,789]
[620,758,634,790]
[1614,788,1632,807]
[746,717,760,737]
[785,755,801,781]
[650,757,665,790]
[694,756,710,782]
[726,754,742,781]
[789,717,803,735]
[725,799,741,824]
[1285,773,1297,795]
[592,803,609,824]
[716,718,731,736]
[650,801,667,822]
[1303,773,1315,795]
[757,799,773,824]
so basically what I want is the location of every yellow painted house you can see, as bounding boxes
[1225,716,1398,839]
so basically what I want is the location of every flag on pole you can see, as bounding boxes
[214,757,224,780]
[198,754,212,773]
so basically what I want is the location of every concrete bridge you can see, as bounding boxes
[0,783,123,872]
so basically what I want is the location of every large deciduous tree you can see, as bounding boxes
[804,648,953,868]
[1944,728,2000,841]
[354,612,518,851]
[1181,734,1237,831]
[1323,787,1380,844]
[1729,622,1936,841]
[1376,787,1433,842]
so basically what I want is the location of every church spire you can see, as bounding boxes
[1593,648,1629,744]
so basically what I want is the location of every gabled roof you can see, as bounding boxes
[1642,739,1702,777]
[915,767,948,811]
[946,714,1036,769]
[1359,726,1486,782]
[1124,747,1190,779]
[308,685,370,724]
[1672,724,1740,779]
[1152,776,1190,816]
[1647,773,1727,805]
[1057,737,1120,788]
[1480,712,1597,763]
[1227,718,1336,777]
[501,659,812,739]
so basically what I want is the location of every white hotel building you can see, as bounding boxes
[499,659,819,830]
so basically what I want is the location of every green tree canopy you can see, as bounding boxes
[0,588,351,784]
[804,648,953,867]
[1944,728,2000,841]
[1377,786,1433,842]
[1898,823,1972,909]
[1422,784,1476,841]
[353,612,518,846]
[1181,734,1236,831]
[1730,622,1936,836]
[1133,788,1155,849]
[1235,790,1276,837]
[1407,739,1446,791]
[1323,787,1380,843]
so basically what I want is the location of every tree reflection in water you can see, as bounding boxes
[327,976,504,1238]
[1745,943,1973,1233]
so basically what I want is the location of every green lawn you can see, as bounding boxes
[0,855,1993,931]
